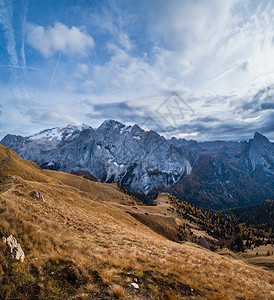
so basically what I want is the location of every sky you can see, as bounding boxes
[0,0,274,141]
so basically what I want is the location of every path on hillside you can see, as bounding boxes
[0,149,11,168]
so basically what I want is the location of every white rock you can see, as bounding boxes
[3,235,25,263]
[30,191,45,202]
[129,282,139,289]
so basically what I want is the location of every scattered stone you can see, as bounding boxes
[2,235,25,262]
[30,191,45,202]
[129,282,139,289]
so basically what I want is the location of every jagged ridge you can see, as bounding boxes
[1,120,274,209]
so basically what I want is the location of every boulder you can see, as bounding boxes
[30,191,45,202]
[129,282,139,289]
[2,235,25,263]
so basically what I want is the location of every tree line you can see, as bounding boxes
[168,195,273,252]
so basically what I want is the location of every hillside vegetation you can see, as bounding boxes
[169,195,274,252]
[0,145,273,299]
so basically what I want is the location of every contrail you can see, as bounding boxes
[0,0,19,66]
[0,64,39,71]
[203,66,237,89]
[21,0,28,70]
[126,8,145,34]
[50,52,62,88]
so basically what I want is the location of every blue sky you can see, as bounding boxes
[0,0,274,141]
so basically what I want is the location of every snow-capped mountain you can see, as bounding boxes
[1,120,274,208]
[1,121,192,193]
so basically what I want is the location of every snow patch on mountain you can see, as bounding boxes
[1,120,273,197]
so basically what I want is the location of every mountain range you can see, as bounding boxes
[1,120,274,209]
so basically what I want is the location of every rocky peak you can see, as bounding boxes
[250,132,273,152]
[0,134,26,153]
[130,124,144,135]
[97,119,125,131]
[253,132,270,144]
[247,132,274,174]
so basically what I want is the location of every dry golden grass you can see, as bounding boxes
[0,146,273,299]
[1,175,273,299]
[86,283,94,292]
[238,244,274,271]
[44,169,127,204]
[109,284,127,298]
[0,145,57,184]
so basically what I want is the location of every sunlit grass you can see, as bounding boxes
[0,144,273,299]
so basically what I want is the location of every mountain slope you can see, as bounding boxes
[170,155,273,209]
[1,121,192,193]
[228,199,274,227]
[213,132,274,182]
[0,148,273,299]
[1,121,274,209]
[0,145,57,184]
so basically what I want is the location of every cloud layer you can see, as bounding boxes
[26,22,94,57]
[0,0,274,142]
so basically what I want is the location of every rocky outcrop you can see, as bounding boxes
[30,191,45,202]
[2,235,25,263]
[248,132,274,175]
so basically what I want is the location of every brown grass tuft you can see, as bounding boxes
[86,283,94,293]
[109,284,126,299]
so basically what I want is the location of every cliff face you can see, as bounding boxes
[1,120,274,208]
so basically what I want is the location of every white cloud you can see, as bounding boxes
[76,63,89,75]
[144,0,274,96]
[26,22,95,57]
[92,44,168,102]
[27,109,79,125]
[203,2,274,95]
[149,0,237,66]
[119,33,134,51]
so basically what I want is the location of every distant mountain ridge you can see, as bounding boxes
[1,120,274,209]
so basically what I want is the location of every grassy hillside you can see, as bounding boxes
[0,145,57,184]
[0,146,273,299]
